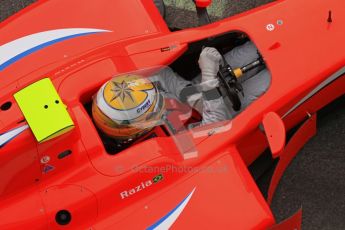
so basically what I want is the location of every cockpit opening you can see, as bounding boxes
[83,31,271,155]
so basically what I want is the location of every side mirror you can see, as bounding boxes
[194,0,212,8]
[262,112,286,158]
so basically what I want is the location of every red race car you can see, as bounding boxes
[0,0,344,229]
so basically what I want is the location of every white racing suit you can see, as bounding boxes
[152,41,271,125]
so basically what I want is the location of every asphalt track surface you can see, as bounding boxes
[1,1,344,229]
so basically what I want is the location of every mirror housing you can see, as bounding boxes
[194,0,212,8]
[262,112,286,158]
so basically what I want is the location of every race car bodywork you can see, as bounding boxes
[0,0,344,229]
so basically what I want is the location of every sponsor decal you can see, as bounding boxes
[152,174,163,183]
[42,164,55,174]
[266,23,275,31]
[160,44,178,52]
[40,156,51,164]
[161,47,171,52]
[120,174,163,199]
[137,99,151,113]
[277,19,284,25]
[54,59,85,76]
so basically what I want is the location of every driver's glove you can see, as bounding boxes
[198,47,222,91]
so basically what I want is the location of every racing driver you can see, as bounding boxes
[92,41,271,149]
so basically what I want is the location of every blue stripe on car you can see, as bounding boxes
[0,32,97,71]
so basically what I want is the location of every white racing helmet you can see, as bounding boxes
[92,74,164,141]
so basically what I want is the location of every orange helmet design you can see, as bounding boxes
[92,74,164,141]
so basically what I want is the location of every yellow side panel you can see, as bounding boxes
[14,78,74,143]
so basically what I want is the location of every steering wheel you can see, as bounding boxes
[217,55,244,111]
